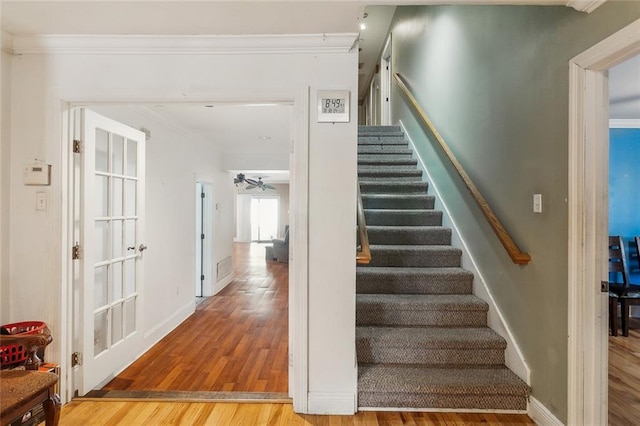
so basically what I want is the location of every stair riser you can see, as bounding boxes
[356,310,487,327]
[358,153,418,164]
[368,229,451,245]
[363,197,434,210]
[359,137,407,145]
[358,171,423,178]
[365,211,442,226]
[356,279,472,295]
[359,126,402,133]
[367,252,461,268]
[360,183,428,194]
[358,393,528,411]
[358,148,413,155]
[356,346,505,366]
[360,177,424,183]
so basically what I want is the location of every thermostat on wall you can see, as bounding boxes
[24,163,51,186]
[317,90,350,123]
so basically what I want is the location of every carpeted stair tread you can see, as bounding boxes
[356,327,506,349]
[358,146,413,155]
[367,245,461,268]
[358,153,414,161]
[358,156,417,165]
[358,365,530,404]
[367,226,451,245]
[359,137,407,145]
[365,209,442,226]
[356,267,473,294]
[358,169,423,178]
[357,294,487,312]
[359,126,402,133]
[360,182,429,194]
[362,194,435,209]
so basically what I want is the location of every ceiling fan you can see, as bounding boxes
[234,173,276,191]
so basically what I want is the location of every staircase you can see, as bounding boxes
[356,126,530,411]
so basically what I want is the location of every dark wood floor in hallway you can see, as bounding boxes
[102,242,289,393]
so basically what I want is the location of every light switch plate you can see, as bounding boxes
[533,194,542,213]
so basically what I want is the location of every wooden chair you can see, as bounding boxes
[608,236,640,336]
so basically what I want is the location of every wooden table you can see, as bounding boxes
[0,370,60,426]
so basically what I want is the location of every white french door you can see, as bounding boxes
[73,109,146,395]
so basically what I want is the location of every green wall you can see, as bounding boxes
[388,3,640,422]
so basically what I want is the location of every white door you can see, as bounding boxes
[73,109,146,395]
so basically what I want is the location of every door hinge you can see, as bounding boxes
[72,243,81,260]
[201,275,205,281]
[71,352,83,367]
[201,192,205,199]
[601,281,609,293]
[201,234,205,240]
[73,139,82,154]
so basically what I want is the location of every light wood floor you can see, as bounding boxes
[609,317,640,426]
[102,242,289,393]
[57,401,535,425]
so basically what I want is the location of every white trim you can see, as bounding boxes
[213,273,233,296]
[399,120,531,385]
[11,33,358,55]
[528,396,564,426]
[307,392,356,415]
[290,88,310,412]
[568,18,640,426]
[609,119,640,128]
[566,0,608,13]
[143,300,194,345]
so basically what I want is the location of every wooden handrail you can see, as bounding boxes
[393,73,531,265]
[356,184,371,264]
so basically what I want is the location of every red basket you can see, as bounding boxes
[0,321,48,367]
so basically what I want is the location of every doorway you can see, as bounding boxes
[567,18,640,425]
[195,181,214,298]
[62,94,308,410]
[380,34,392,126]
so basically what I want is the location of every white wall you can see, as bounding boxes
[0,27,10,323]
[5,37,358,413]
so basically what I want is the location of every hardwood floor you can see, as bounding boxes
[609,317,640,425]
[102,243,289,393]
[57,401,536,425]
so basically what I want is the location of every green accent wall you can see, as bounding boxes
[388,3,640,422]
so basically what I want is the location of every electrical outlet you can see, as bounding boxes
[36,192,47,211]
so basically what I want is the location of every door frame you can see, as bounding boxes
[380,34,392,126]
[57,88,309,411]
[567,18,640,426]
[194,179,214,298]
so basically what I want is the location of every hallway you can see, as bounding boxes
[100,243,288,394]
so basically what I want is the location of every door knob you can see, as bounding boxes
[139,244,148,252]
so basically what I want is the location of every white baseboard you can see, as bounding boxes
[212,274,233,296]
[399,120,530,384]
[307,392,356,415]
[528,397,563,426]
[143,300,195,350]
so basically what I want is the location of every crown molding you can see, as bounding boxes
[11,33,359,55]
[610,119,640,128]
[566,0,608,13]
